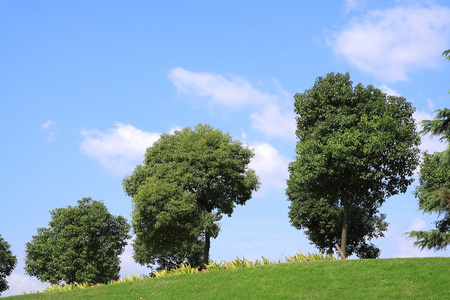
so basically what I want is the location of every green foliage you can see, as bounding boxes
[287,72,420,258]
[443,49,450,61]
[0,234,17,295]
[203,252,336,272]
[24,197,131,285]
[284,252,337,263]
[123,124,260,269]
[130,178,205,271]
[407,108,450,251]
[420,108,450,142]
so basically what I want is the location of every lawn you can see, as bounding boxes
[6,257,449,299]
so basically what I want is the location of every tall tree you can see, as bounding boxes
[25,198,131,284]
[287,72,420,258]
[0,234,17,295]
[123,124,260,269]
[406,108,450,251]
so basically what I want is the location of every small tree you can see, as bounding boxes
[287,72,420,258]
[25,198,131,284]
[406,108,450,250]
[0,234,17,295]
[123,124,260,269]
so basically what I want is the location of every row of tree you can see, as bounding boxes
[1,64,449,294]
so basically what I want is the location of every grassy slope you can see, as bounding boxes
[7,257,449,299]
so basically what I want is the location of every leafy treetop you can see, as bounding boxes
[123,124,260,269]
[287,72,420,258]
[25,198,131,285]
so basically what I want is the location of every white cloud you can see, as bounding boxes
[249,142,291,194]
[376,218,439,259]
[40,120,55,130]
[241,129,247,140]
[168,126,182,135]
[119,241,151,277]
[250,104,296,140]
[379,84,401,97]
[427,99,434,112]
[395,218,435,258]
[41,120,57,142]
[397,239,434,258]
[1,273,48,297]
[169,68,295,140]
[330,4,450,82]
[80,123,161,176]
[344,0,367,13]
[408,217,427,231]
[169,68,274,109]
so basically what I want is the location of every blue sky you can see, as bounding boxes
[1,0,450,296]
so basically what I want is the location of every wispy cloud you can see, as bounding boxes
[41,120,55,130]
[344,0,367,14]
[40,120,57,142]
[80,123,161,176]
[169,68,296,140]
[329,3,450,82]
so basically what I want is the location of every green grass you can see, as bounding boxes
[7,257,449,299]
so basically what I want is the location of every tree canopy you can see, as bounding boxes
[406,108,450,251]
[286,72,420,258]
[24,198,131,285]
[0,234,17,295]
[123,124,260,270]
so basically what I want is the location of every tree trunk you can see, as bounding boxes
[201,207,213,269]
[340,196,349,259]
[203,230,210,268]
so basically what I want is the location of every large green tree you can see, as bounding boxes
[123,124,260,269]
[286,72,420,259]
[25,198,131,284]
[406,108,450,251]
[0,234,17,295]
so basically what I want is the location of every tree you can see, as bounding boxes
[0,234,17,295]
[123,124,260,269]
[130,178,205,270]
[286,72,420,259]
[406,108,450,250]
[25,198,131,285]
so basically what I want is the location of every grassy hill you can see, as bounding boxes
[6,257,449,299]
